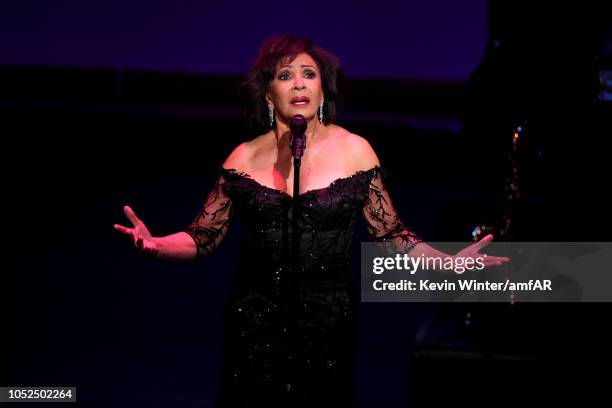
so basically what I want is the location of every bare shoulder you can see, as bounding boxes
[329,126,380,171]
[222,132,270,171]
[222,142,251,171]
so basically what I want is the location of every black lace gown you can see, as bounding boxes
[185,166,421,407]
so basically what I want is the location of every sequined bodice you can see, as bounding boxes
[222,167,377,288]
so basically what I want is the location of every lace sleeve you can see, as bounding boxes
[362,168,422,253]
[184,174,233,258]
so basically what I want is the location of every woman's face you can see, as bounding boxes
[266,52,324,125]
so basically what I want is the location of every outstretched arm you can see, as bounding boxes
[114,205,198,261]
[353,134,508,269]
[114,173,233,261]
[363,172,508,268]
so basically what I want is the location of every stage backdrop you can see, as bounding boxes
[0,0,487,81]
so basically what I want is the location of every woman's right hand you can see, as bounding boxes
[114,205,159,257]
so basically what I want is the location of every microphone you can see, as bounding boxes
[289,114,307,159]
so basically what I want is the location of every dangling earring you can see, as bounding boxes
[268,104,274,128]
[318,99,324,124]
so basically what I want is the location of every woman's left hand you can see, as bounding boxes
[454,234,510,269]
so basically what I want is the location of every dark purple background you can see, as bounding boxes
[1,0,486,80]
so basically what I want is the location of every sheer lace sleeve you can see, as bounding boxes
[184,174,233,258]
[363,167,422,253]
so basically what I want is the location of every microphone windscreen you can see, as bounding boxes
[289,114,307,136]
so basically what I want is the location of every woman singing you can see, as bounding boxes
[114,35,508,407]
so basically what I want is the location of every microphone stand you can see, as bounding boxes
[286,115,307,384]
[289,115,306,290]
[291,151,303,272]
